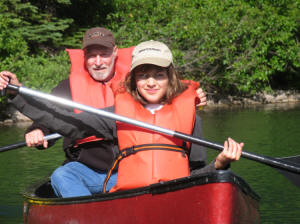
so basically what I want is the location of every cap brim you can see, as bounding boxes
[82,40,114,49]
[131,57,172,71]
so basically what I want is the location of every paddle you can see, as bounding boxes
[276,156,300,188]
[5,84,300,185]
[0,133,62,153]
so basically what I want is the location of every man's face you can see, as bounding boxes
[84,45,117,82]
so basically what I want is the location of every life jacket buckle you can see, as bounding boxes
[121,146,137,157]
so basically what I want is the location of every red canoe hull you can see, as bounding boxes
[23,171,260,224]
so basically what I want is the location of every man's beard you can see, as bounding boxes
[88,55,116,82]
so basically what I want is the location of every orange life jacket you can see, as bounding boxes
[66,47,135,145]
[110,82,199,191]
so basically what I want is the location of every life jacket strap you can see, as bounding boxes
[103,144,187,193]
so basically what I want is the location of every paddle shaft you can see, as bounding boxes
[0,133,62,152]
[174,132,300,173]
[0,88,6,97]
[7,84,300,174]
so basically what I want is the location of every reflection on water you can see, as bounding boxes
[0,102,299,223]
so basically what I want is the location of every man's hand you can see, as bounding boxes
[25,129,48,148]
[0,71,22,94]
[214,138,243,170]
[196,88,207,107]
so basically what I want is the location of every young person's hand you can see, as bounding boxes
[214,137,243,169]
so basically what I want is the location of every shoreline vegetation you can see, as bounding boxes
[1,1,300,126]
[1,90,299,125]
[207,90,300,107]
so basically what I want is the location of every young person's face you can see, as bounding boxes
[84,45,117,82]
[134,65,169,104]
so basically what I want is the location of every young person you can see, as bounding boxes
[0,40,241,194]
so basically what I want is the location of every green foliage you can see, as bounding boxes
[0,1,29,63]
[0,0,73,53]
[50,0,115,48]
[109,0,300,95]
[0,50,69,108]
[0,1,29,109]
[7,51,70,92]
[0,0,300,113]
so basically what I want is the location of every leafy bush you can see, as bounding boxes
[0,2,29,65]
[109,0,300,95]
[0,0,73,53]
[0,51,69,115]
[0,0,300,111]
[6,51,70,92]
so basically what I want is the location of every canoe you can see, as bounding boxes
[23,170,260,224]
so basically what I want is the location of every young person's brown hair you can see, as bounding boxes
[124,64,187,105]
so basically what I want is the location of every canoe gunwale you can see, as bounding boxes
[150,170,260,201]
[23,170,260,205]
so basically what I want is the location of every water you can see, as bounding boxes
[0,103,299,223]
[0,123,64,224]
[201,103,300,223]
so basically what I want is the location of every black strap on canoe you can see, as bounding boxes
[103,143,187,193]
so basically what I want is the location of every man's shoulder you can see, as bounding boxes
[51,78,71,98]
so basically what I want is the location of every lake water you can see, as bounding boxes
[0,102,299,223]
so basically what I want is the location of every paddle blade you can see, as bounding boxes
[276,156,300,188]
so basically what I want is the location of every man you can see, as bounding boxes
[23,27,207,197]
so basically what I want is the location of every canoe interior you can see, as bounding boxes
[24,170,260,204]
